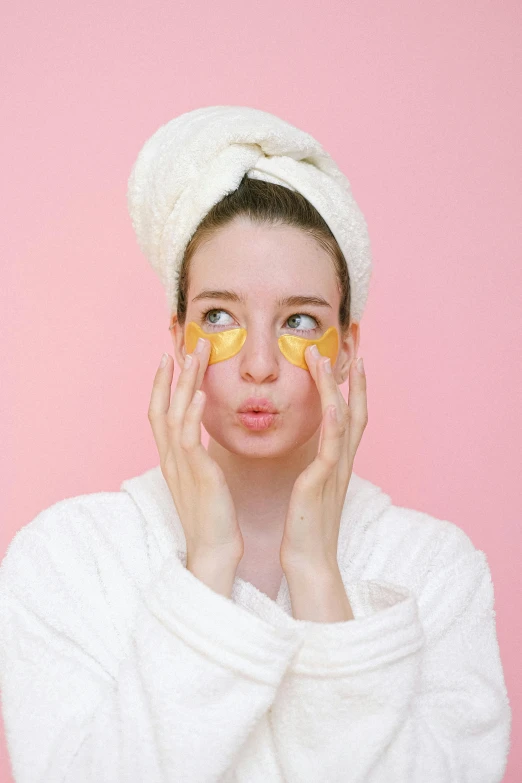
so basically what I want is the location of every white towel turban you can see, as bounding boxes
[127,105,372,324]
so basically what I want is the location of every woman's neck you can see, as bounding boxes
[207,432,320,541]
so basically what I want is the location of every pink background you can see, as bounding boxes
[2,1,520,780]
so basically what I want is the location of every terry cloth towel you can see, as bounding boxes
[0,466,512,782]
[127,105,372,323]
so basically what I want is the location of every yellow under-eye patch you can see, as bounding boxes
[185,321,339,370]
[185,321,247,364]
[278,326,339,370]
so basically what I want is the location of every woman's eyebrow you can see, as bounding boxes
[279,294,332,309]
[191,289,332,309]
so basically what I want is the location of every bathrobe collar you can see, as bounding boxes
[120,464,391,619]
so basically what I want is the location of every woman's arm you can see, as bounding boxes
[268,530,512,783]
[0,502,304,783]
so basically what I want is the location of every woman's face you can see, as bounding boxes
[173,217,357,459]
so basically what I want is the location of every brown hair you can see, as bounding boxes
[175,174,351,334]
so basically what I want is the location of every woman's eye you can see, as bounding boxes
[200,309,320,334]
[285,313,319,333]
[201,309,235,329]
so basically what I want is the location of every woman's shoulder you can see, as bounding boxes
[343,472,484,591]
[3,487,138,566]
[0,465,181,600]
[0,466,187,678]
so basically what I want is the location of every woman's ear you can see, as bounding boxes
[169,313,187,369]
[336,322,360,383]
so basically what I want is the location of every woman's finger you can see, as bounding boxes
[168,337,212,430]
[148,353,174,460]
[318,402,346,472]
[347,357,368,454]
[331,372,350,470]
[297,402,342,491]
[320,356,345,434]
[193,337,211,389]
[305,346,343,422]
[303,344,352,480]
[167,350,201,431]
[172,338,213,489]
[180,389,209,464]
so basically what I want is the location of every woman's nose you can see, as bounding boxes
[238,329,280,383]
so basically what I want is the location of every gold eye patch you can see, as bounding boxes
[185,321,247,365]
[278,326,339,370]
[185,321,339,370]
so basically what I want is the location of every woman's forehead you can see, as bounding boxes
[188,225,338,301]
[194,219,332,263]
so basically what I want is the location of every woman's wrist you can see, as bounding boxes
[186,551,241,599]
[284,563,354,622]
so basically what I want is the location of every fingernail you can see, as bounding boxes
[323,357,332,374]
[356,357,365,375]
[159,352,168,369]
[194,338,205,354]
[310,345,320,358]
[184,354,193,369]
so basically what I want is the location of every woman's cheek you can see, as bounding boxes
[199,364,235,427]
[294,387,323,436]
[200,360,232,389]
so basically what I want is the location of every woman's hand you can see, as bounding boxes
[148,339,244,567]
[279,348,368,576]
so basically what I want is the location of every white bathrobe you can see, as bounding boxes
[0,465,512,782]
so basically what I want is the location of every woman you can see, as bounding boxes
[0,106,511,782]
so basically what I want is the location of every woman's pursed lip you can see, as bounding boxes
[237,397,279,413]
[237,411,278,431]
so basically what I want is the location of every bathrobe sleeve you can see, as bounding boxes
[0,504,304,783]
[268,529,512,783]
